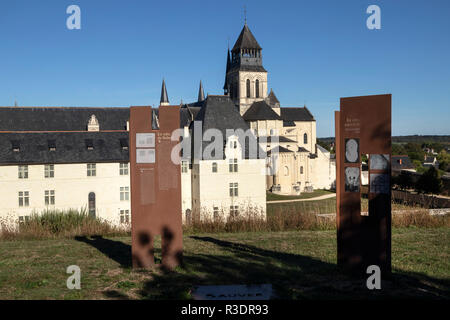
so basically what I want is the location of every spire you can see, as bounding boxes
[266,89,280,108]
[232,24,261,52]
[244,5,247,25]
[223,48,231,93]
[198,80,205,102]
[160,79,169,106]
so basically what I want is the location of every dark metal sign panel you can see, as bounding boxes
[130,105,182,269]
[335,94,392,274]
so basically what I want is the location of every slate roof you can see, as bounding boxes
[0,132,129,165]
[283,120,296,127]
[191,95,263,160]
[180,108,191,128]
[232,24,262,51]
[0,107,129,131]
[267,146,293,154]
[258,136,296,143]
[298,147,309,153]
[391,155,414,171]
[180,105,203,128]
[266,89,280,107]
[228,65,267,73]
[242,101,282,121]
[280,107,315,121]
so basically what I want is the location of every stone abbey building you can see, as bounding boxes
[0,23,335,226]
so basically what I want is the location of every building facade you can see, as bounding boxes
[0,22,336,228]
[0,108,131,227]
[225,23,336,195]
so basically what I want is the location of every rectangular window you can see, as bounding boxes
[212,162,218,173]
[229,205,239,217]
[120,186,129,201]
[18,216,30,224]
[228,159,238,173]
[45,164,55,178]
[119,163,128,175]
[18,191,29,207]
[229,182,238,197]
[45,190,55,205]
[87,163,96,177]
[120,209,130,224]
[18,165,28,179]
[181,161,188,173]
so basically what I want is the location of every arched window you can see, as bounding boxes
[255,79,260,98]
[88,192,96,218]
[246,79,251,98]
[300,166,304,174]
[304,133,308,144]
[284,166,289,176]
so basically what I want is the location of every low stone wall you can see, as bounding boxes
[359,186,450,208]
[391,190,450,208]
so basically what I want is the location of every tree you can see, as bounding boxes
[392,143,406,155]
[416,166,443,195]
[396,172,413,190]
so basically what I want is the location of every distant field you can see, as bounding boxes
[0,228,448,300]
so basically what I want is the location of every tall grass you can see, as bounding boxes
[184,205,450,234]
[1,207,448,241]
[0,208,129,241]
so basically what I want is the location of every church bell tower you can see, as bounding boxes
[224,23,268,115]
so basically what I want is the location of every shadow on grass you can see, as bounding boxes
[76,235,450,300]
[75,235,132,268]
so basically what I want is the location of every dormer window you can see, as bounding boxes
[11,140,20,152]
[87,114,100,132]
[120,138,128,151]
[85,139,94,150]
[48,140,56,151]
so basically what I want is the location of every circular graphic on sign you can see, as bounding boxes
[345,138,359,163]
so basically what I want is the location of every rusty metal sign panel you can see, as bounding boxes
[130,105,182,269]
[335,94,392,274]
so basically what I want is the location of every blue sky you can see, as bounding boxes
[0,0,449,137]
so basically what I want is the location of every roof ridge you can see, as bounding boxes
[0,106,129,109]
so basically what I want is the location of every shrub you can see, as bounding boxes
[0,209,129,241]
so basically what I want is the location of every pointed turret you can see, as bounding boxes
[223,48,231,94]
[160,79,169,106]
[229,24,265,73]
[198,80,205,102]
[232,24,262,52]
[266,89,280,108]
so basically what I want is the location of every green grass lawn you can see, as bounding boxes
[267,198,419,216]
[266,189,335,201]
[0,228,448,300]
